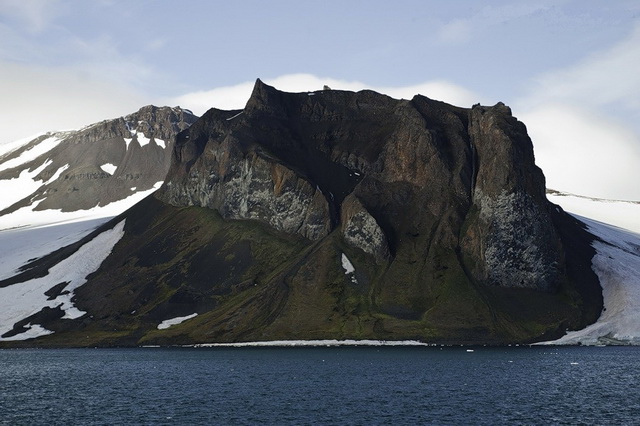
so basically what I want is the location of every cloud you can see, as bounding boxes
[436,2,553,45]
[521,104,640,200]
[524,22,640,114]
[168,73,483,116]
[516,22,640,201]
[0,61,147,145]
[0,0,62,33]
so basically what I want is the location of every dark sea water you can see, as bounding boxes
[1,346,639,425]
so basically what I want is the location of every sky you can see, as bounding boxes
[1,0,639,201]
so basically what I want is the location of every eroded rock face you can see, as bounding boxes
[460,104,561,290]
[341,194,390,260]
[158,79,565,292]
[163,147,331,241]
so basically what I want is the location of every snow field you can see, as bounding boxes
[0,220,126,340]
[0,135,63,173]
[0,182,162,281]
[542,217,640,345]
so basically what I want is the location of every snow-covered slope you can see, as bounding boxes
[0,105,196,215]
[0,106,196,280]
[542,191,640,345]
[548,190,640,234]
[0,221,126,341]
[0,183,161,281]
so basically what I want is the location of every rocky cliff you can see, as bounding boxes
[0,81,602,347]
[158,80,562,291]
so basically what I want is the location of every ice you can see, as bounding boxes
[100,163,117,175]
[0,136,62,173]
[157,313,198,330]
[540,218,640,345]
[0,220,126,340]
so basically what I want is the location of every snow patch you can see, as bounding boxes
[154,138,166,149]
[0,220,126,340]
[157,313,198,330]
[226,111,243,121]
[0,136,62,173]
[44,164,69,185]
[341,253,355,274]
[100,163,117,175]
[136,132,151,147]
[0,323,53,341]
[341,253,358,284]
[0,182,162,280]
[124,137,133,149]
[0,181,162,232]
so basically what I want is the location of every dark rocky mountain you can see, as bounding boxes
[0,80,603,347]
[0,105,197,214]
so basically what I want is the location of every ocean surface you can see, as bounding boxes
[1,346,638,425]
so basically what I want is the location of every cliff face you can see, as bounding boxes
[0,81,602,347]
[157,80,561,291]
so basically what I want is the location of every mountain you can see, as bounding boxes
[0,105,197,215]
[1,80,636,347]
[0,106,197,281]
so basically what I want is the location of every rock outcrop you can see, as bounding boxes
[0,80,603,347]
[157,80,564,292]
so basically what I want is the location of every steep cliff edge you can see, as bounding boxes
[0,80,602,347]
[157,80,568,292]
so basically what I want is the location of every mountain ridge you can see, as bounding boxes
[0,81,611,346]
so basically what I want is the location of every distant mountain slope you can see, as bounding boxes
[0,81,609,347]
[0,105,197,215]
[0,106,197,280]
[547,190,640,234]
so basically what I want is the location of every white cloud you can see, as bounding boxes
[516,22,640,201]
[524,22,640,113]
[168,73,483,116]
[521,104,640,200]
[0,61,147,145]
